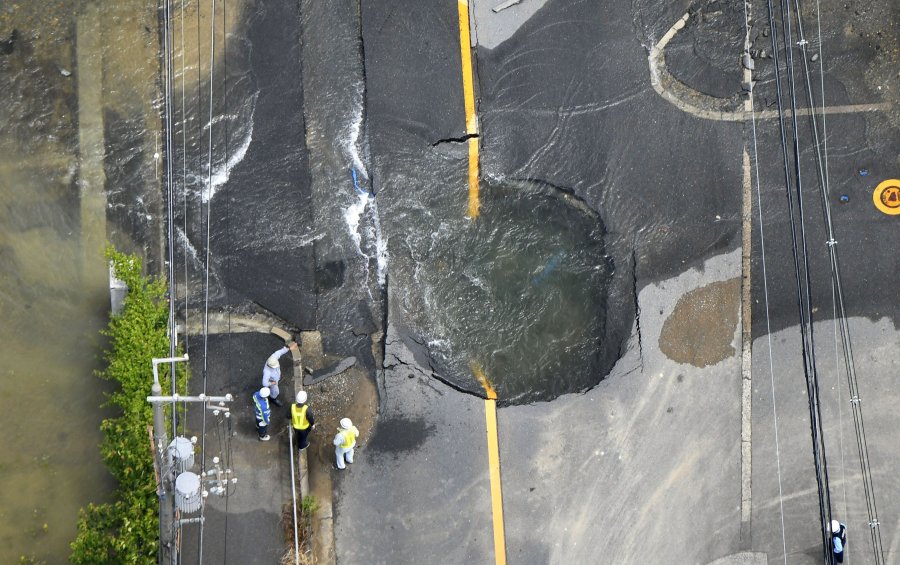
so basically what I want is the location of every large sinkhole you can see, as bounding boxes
[401,180,628,404]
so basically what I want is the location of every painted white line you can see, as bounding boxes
[648,13,890,122]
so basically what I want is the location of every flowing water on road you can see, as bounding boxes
[0,4,110,562]
[0,1,632,558]
[0,0,164,561]
[0,144,113,563]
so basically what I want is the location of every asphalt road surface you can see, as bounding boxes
[138,0,900,562]
[335,0,898,563]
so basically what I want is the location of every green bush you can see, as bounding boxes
[70,248,187,564]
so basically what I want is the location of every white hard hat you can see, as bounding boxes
[267,356,279,368]
[340,418,353,430]
[296,391,307,404]
[831,520,841,533]
[260,387,271,398]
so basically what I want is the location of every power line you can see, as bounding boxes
[198,0,217,556]
[742,0,788,558]
[763,0,835,559]
[219,0,233,560]
[789,1,886,560]
[760,0,887,562]
[181,0,190,359]
[157,0,240,562]
[782,0,838,554]
[160,0,180,560]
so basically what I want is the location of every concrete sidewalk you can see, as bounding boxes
[180,332,299,564]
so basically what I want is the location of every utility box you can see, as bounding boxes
[109,262,128,315]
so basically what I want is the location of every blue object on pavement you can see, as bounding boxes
[351,168,373,196]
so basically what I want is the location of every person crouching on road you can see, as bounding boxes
[262,341,299,407]
[288,390,315,450]
[333,418,359,470]
[253,387,272,441]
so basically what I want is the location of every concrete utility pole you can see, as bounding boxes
[150,355,188,565]
[149,354,234,565]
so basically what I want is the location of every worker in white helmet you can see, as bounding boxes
[333,417,360,470]
[829,519,847,563]
[287,390,315,451]
[252,387,272,441]
[261,341,299,407]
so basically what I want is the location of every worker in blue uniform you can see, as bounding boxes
[253,387,272,441]
[830,519,847,563]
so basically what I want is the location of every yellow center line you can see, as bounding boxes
[484,398,507,565]
[458,3,500,559]
[471,362,507,564]
[467,136,481,219]
[457,0,480,218]
[471,361,496,400]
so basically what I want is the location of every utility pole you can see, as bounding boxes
[149,354,234,565]
[147,354,188,565]
[150,355,188,565]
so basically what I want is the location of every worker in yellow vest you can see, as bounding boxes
[333,417,359,470]
[288,390,315,451]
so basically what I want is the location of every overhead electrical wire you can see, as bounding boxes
[161,0,182,562]
[198,0,217,558]
[162,0,178,439]
[177,1,189,558]
[782,0,838,556]
[182,0,190,359]
[742,1,789,560]
[790,0,886,560]
[759,0,887,562]
[763,0,834,559]
[830,282,850,554]
[220,0,234,561]
[159,0,243,562]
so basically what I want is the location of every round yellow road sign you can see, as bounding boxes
[873,179,900,215]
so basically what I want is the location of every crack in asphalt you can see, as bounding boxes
[430,132,480,147]
[631,245,645,370]
[507,176,603,220]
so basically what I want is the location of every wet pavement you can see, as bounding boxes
[180,333,290,565]
[1,0,897,562]
[338,0,749,561]
[0,1,160,562]
[336,0,899,563]
[203,0,316,331]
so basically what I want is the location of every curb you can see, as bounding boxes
[271,327,325,563]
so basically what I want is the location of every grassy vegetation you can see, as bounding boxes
[69,248,187,564]
[280,495,320,565]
